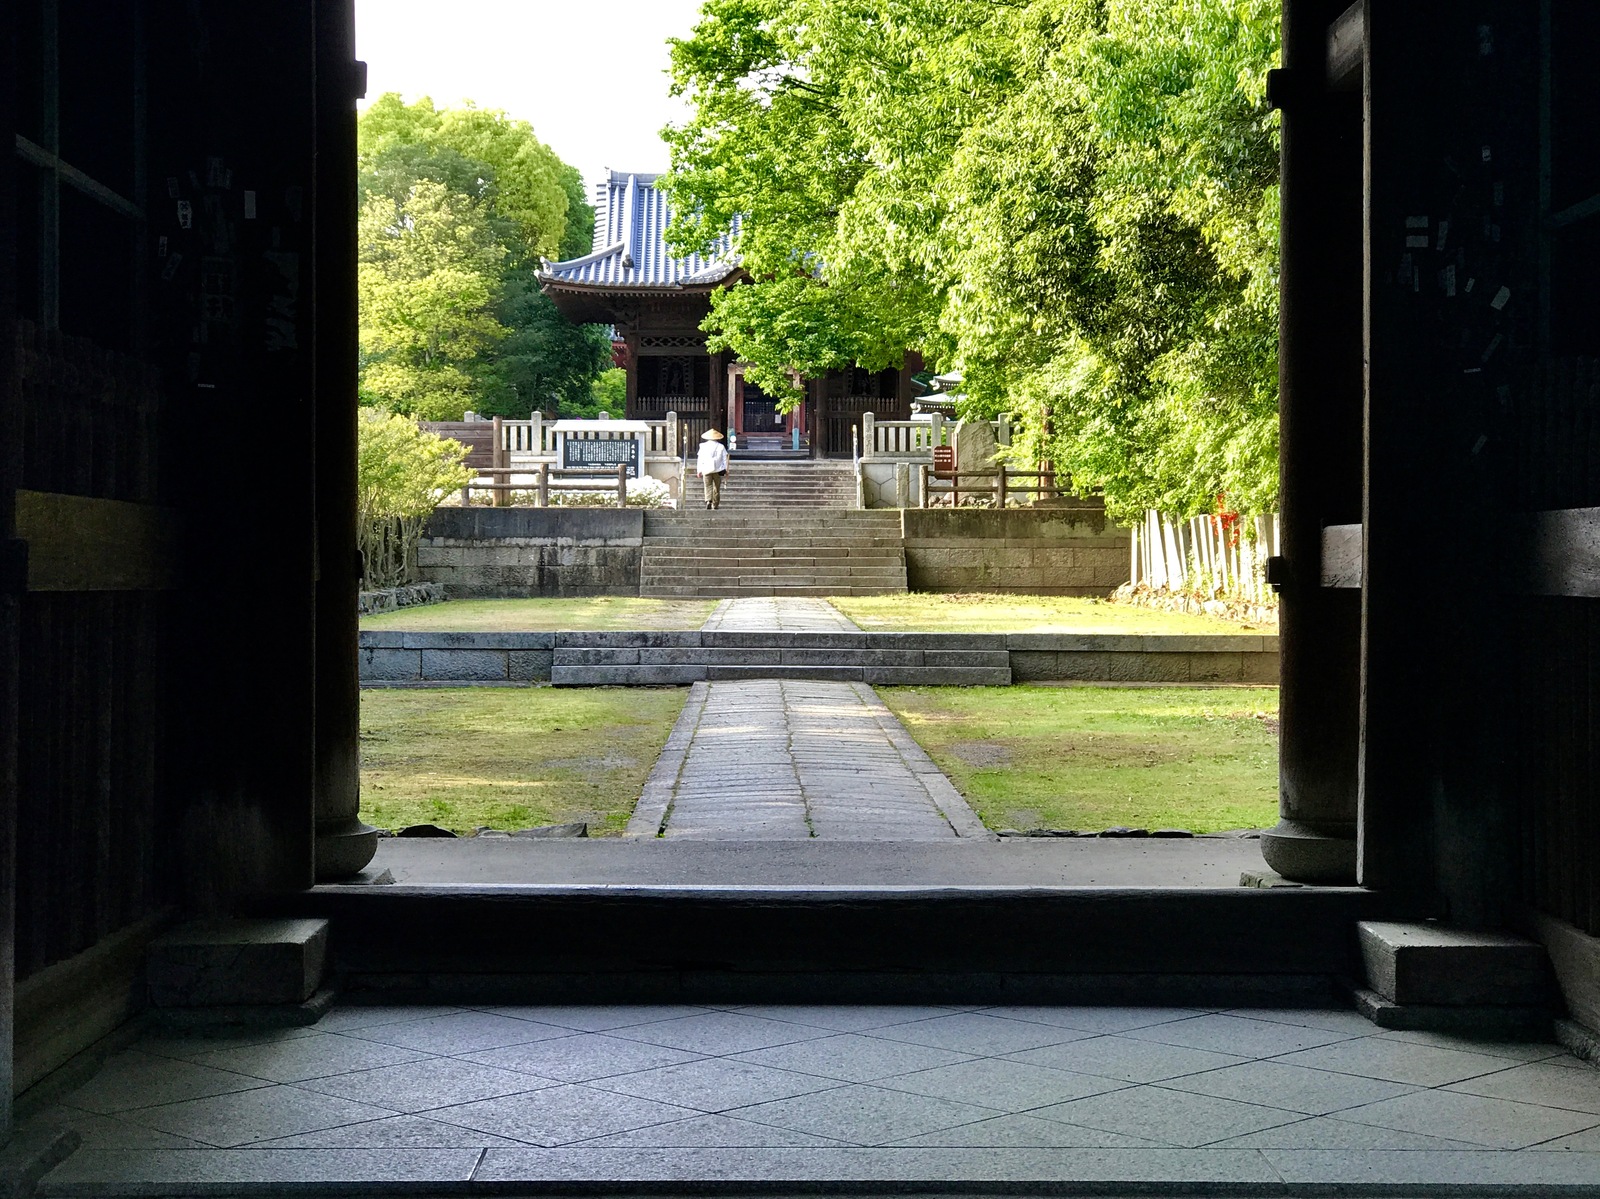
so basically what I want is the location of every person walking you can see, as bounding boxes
[696,428,730,509]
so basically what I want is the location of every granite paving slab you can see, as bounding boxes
[30,1001,1600,1197]
[627,679,988,840]
[700,597,860,632]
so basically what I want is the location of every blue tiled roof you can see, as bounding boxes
[538,170,739,291]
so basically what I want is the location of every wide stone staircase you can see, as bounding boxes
[640,509,907,598]
[709,458,859,509]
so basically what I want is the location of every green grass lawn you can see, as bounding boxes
[830,593,1270,635]
[359,687,686,834]
[361,596,717,632]
[880,684,1279,833]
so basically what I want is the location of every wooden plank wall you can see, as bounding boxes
[419,421,495,470]
[12,321,171,981]
[1515,359,1600,937]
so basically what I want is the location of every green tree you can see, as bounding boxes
[358,178,508,420]
[357,94,607,419]
[664,0,1281,517]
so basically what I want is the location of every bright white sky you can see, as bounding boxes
[356,0,706,193]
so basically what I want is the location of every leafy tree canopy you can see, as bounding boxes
[358,95,611,420]
[664,0,1280,517]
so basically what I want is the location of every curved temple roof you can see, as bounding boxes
[538,170,740,292]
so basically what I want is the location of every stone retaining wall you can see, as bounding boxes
[416,508,643,598]
[360,631,555,685]
[1007,634,1279,684]
[410,502,1133,599]
[360,630,1278,687]
[901,506,1130,595]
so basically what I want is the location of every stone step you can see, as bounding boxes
[641,564,905,577]
[642,551,905,564]
[648,510,895,520]
[640,547,908,557]
[646,535,895,544]
[639,584,904,597]
[282,883,1386,1005]
[551,664,1012,686]
[639,576,907,592]
[639,575,906,588]
[641,563,907,577]
[553,648,1010,668]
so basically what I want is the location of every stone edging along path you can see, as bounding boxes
[359,629,1278,687]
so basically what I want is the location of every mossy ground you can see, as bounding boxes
[831,593,1269,635]
[361,596,717,632]
[359,686,686,834]
[879,684,1279,833]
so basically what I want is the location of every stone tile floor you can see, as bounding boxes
[626,680,988,840]
[30,1002,1600,1194]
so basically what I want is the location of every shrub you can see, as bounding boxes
[358,408,473,590]
[464,475,673,509]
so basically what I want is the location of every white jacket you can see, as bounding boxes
[696,441,729,474]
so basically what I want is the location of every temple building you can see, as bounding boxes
[538,171,914,456]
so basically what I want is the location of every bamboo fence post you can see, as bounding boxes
[1130,521,1140,588]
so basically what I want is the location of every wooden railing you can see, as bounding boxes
[460,463,630,508]
[862,411,1011,460]
[918,465,1064,508]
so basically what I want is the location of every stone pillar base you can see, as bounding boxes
[315,816,379,882]
[1260,818,1357,884]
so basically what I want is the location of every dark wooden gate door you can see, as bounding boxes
[741,383,784,433]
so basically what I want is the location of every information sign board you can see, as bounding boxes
[563,436,641,478]
[933,446,955,477]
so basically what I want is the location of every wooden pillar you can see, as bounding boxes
[1263,0,1366,883]
[0,0,22,1139]
[709,351,727,435]
[622,331,640,420]
[311,0,375,881]
[1357,2,1536,923]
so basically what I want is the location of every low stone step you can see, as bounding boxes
[639,585,904,597]
[642,539,906,550]
[640,567,906,580]
[636,557,908,569]
[642,550,904,562]
[553,648,1010,669]
[646,512,895,523]
[551,664,1011,686]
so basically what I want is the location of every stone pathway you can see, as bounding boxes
[700,597,859,632]
[31,1002,1600,1195]
[628,680,989,840]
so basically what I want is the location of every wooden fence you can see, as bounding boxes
[917,465,1065,508]
[459,464,631,508]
